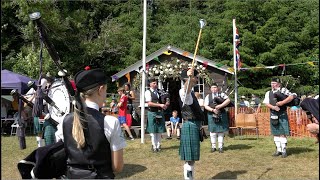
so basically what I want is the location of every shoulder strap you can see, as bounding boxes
[209,93,213,104]
[269,91,276,105]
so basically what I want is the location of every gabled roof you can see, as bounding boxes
[111,45,234,82]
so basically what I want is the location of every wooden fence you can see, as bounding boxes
[227,106,316,138]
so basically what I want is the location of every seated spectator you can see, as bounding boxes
[166,110,180,139]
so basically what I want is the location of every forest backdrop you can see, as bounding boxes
[1,0,319,97]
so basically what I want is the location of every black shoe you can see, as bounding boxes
[166,137,172,139]
[272,151,282,157]
[211,148,217,153]
[282,149,287,158]
[157,148,161,152]
[153,148,157,153]
[281,152,287,158]
[177,136,180,140]
[219,148,224,153]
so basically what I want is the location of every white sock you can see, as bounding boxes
[150,133,156,149]
[156,133,161,149]
[183,162,194,180]
[217,133,224,149]
[274,136,281,152]
[280,137,287,152]
[210,132,217,148]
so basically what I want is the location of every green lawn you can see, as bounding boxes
[1,134,319,179]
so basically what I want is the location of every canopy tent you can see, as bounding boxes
[1,69,35,95]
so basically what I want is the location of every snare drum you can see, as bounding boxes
[47,79,71,124]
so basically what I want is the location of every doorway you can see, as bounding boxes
[162,78,182,122]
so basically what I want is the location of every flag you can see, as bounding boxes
[235,27,241,71]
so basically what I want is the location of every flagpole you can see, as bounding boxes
[232,19,238,123]
[140,0,147,144]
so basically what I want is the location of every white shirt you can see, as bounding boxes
[263,87,296,104]
[179,88,193,105]
[204,92,229,106]
[145,88,159,102]
[55,101,126,152]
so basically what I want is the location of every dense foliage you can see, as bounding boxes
[1,0,319,95]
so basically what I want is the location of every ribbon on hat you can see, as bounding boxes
[85,66,91,71]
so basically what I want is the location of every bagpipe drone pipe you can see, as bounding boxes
[29,12,75,98]
[158,89,170,104]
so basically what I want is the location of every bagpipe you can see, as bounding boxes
[158,88,170,104]
[29,12,76,124]
[272,88,300,107]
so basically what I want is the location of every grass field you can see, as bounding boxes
[1,134,319,179]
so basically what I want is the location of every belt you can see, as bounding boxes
[148,108,162,112]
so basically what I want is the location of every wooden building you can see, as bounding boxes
[111,45,234,124]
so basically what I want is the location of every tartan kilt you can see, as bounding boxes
[270,111,290,136]
[146,111,165,133]
[207,111,229,133]
[43,121,57,145]
[33,117,43,135]
[179,120,201,161]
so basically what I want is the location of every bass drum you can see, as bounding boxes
[47,79,72,124]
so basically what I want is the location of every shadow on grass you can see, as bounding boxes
[161,145,180,150]
[225,144,253,151]
[287,147,315,155]
[116,163,147,178]
[210,170,247,179]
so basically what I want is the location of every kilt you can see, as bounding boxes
[270,111,290,136]
[33,117,43,135]
[207,111,229,133]
[43,121,57,145]
[179,120,201,161]
[146,111,165,133]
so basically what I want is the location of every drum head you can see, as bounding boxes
[48,80,71,124]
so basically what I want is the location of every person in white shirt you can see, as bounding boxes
[204,83,231,153]
[55,68,126,178]
[263,77,296,158]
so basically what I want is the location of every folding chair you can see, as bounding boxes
[229,113,245,139]
[240,113,259,139]
[11,122,19,136]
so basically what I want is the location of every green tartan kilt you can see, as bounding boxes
[270,111,290,136]
[179,120,201,161]
[207,111,229,133]
[43,121,57,145]
[146,111,165,133]
[33,117,43,135]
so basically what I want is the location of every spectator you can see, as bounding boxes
[250,94,260,108]
[110,98,118,115]
[166,110,180,139]
[239,96,250,107]
[117,87,135,140]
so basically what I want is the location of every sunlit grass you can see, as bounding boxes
[1,134,319,179]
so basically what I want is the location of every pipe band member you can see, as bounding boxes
[179,68,205,180]
[55,68,126,179]
[204,83,230,153]
[145,77,169,152]
[263,77,297,158]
